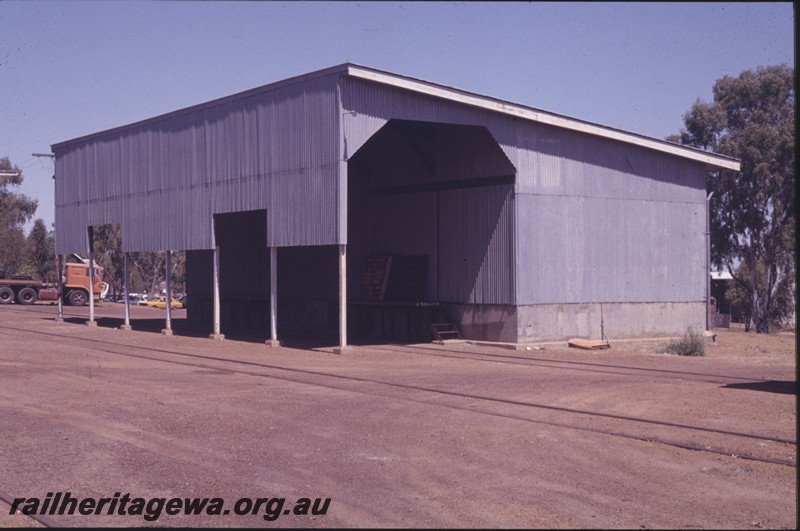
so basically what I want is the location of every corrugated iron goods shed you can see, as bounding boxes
[52,63,740,347]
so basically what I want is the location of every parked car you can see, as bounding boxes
[143,296,184,310]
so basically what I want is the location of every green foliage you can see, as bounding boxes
[670,65,795,333]
[132,251,166,296]
[92,224,125,295]
[0,157,38,274]
[25,219,55,283]
[131,251,186,295]
[91,224,186,296]
[663,327,706,357]
[170,250,186,294]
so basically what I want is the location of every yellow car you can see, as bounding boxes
[144,297,184,309]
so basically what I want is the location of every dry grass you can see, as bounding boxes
[714,328,796,354]
[662,327,706,356]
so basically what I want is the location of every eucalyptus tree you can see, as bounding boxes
[26,219,55,283]
[669,65,795,332]
[0,157,38,275]
[92,224,125,296]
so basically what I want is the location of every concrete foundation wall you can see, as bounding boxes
[516,302,705,343]
[441,301,705,344]
[442,304,518,343]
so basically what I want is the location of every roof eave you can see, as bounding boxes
[345,64,741,172]
[51,63,353,152]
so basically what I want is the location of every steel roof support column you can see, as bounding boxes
[706,193,712,331]
[120,252,131,330]
[55,254,64,322]
[86,226,97,327]
[162,250,173,336]
[333,244,351,354]
[209,245,224,340]
[266,246,280,347]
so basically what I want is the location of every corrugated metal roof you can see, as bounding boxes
[53,62,739,172]
[52,63,349,150]
[340,64,740,172]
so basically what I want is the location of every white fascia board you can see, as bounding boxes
[346,66,741,172]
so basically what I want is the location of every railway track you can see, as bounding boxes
[1,304,796,469]
[0,490,61,527]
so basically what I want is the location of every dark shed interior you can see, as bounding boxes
[185,119,516,344]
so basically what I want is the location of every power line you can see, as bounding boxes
[32,152,55,179]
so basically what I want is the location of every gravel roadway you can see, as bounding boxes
[0,303,796,528]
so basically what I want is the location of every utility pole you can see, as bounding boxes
[33,152,60,320]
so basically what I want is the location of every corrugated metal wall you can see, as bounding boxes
[362,186,515,304]
[515,194,705,303]
[512,121,708,304]
[53,67,709,309]
[512,121,704,202]
[54,73,341,253]
[341,75,707,306]
[436,185,515,304]
[340,77,521,170]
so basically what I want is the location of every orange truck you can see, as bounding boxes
[0,260,107,306]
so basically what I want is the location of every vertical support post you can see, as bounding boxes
[706,192,713,331]
[266,246,280,347]
[86,227,97,327]
[121,252,131,330]
[209,245,224,340]
[333,244,350,354]
[162,250,173,335]
[55,254,64,322]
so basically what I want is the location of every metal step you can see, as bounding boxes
[430,322,464,343]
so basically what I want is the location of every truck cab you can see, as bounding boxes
[61,254,108,306]
[0,256,107,306]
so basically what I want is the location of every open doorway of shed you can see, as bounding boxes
[184,210,339,345]
[186,210,268,339]
[347,119,516,343]
[89,224,121,303]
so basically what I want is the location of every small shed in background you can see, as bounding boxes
[710,270,734,328]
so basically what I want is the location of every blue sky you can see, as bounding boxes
[1,1,794,232]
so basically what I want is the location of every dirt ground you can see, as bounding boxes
[0,302,796,529]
